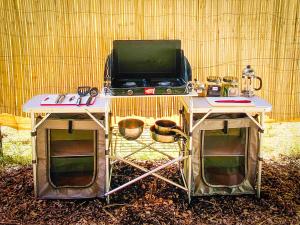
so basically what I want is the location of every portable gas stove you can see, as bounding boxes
[104,40,192,96]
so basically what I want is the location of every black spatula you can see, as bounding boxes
[76,86,90,106]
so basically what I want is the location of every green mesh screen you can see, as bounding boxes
[202,128,247,186]
[49,129,95,187]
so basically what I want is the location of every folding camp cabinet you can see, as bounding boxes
[23,95,111,199]
[180,96,272,197]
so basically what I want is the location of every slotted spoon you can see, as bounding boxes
[76,86,90,106]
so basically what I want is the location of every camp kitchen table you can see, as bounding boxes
[23,94,112,198]
[180,96,272,198]
[23,94,271,202]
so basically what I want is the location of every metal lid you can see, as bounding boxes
[112,40,183,79]
[223,76,238,83]
[207,76,221,83]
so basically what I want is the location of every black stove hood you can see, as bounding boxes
[104,40,192,96]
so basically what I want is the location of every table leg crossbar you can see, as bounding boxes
[106,129,191,199]
[106,154,188,196]
[110,155,188,192]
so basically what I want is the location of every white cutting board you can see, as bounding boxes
[40,94,95,106]
[206,97,255,107]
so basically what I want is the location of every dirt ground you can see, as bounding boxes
[0,156,299,225]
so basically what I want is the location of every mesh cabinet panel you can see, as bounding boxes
[48,129,96,188]
[202,128,247,187]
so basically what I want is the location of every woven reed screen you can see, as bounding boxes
[0,0,299,122]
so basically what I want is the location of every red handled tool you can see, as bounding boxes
[215,100,252,103]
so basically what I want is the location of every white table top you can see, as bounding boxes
[23,94,111,113]
[181,96,272,113]
[23,94,271,114]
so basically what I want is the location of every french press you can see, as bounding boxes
[241,65,262,97]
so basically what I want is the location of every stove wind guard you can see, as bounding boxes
[103,40,192,96]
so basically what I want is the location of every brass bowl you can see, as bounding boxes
[118,118,144,140]
[154,119,177,135]
[150,125,178,143]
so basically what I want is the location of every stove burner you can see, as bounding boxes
[157,81,171,87]
[123,82,137,88]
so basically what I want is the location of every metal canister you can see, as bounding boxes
[222,76,239,97]
[206,76,222,97]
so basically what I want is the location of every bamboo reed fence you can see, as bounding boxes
[0,0,299,128]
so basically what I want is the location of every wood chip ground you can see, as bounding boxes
[0,156,299,225]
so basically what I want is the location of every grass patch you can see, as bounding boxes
[1,127,31,167]
[263,122,300,158]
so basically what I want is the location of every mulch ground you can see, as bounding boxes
[0,156,299,225]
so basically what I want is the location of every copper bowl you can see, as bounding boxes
[154,119,177,135]
[154,119,187,139]
[150,125,178,143]
[118,118,144,140]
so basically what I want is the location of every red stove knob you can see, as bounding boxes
[144,88,155,95]
[127,90,134,96]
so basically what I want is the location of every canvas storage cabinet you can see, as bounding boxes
[35,114,106,199]
[183,113,261,196]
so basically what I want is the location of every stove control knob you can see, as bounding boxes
[127,90,134,96]
[166,88,172,94]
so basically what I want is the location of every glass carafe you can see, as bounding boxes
[241,65,262,97]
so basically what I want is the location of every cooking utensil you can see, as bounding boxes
[154,120,187,139]
[76,86,90,106]
[118,118,144,140]
[55,94,66,104]
[215,100,252,103]
[86,87,99,106]
[150,125,179,143]
[154,120,176,135]
[69,96,76,102]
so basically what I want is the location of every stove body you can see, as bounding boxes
[104,40,192,96]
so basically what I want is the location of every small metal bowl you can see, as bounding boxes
[150,125,178,143]
[118,118,144,140]
[154,119,177,135]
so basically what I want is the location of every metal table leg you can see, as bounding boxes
[105,109,110,203]
[257,111,265,198]
[31,112,38,198]
[188,109,193,203]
